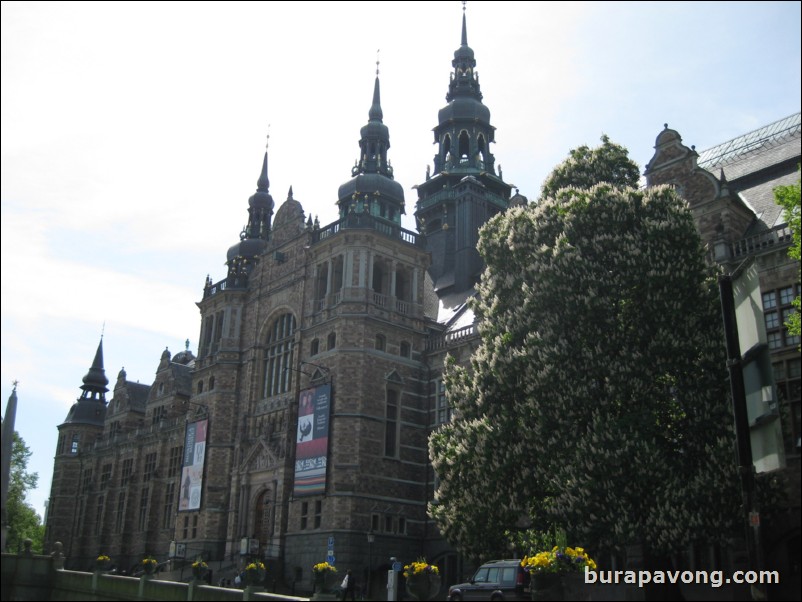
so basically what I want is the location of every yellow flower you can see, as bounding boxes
[402,558,439,578]
[521,544,596,574]
[313,561,337,573]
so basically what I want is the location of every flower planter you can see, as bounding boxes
[311,562,338,595]
[245,562,266,587]
[531,573,563,601]
[192,561,209,582]
[531,572,591,602]
[406,572,441,601]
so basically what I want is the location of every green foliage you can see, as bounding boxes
[5,432,44,553]
[773,167,801,339]
[429,138,741,560]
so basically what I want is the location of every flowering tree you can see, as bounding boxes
[429,137,741,561]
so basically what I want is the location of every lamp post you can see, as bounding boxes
[367,530,375,599]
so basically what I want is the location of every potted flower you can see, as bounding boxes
[95,554,111,572]
[141,556,158,576]
[244,561,266,586]
[192,558,209,581]
[312,561,337,591]
[403,558,440,601]
[521,539,596,601]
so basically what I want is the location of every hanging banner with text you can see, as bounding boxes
[294,384,331,496]
[179,418,208,511]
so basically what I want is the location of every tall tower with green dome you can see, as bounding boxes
[414,3,514,297]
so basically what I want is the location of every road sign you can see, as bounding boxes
[327,555,335,564]
[392,561,402,572]
[328,536,335,548]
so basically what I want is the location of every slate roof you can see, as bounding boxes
[126,382,151,413]
[171,362,194,397]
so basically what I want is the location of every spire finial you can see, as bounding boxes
[12,380,19,391]
[185,338,190,351]
[266,124,270,151]
[461,1,468,46]
[369,59,383,122]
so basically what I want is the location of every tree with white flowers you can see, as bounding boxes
[429,137,741,562]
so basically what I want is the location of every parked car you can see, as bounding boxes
[447,559,530,601]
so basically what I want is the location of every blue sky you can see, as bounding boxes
[2,1,800,519]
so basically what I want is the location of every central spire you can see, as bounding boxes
[413,1,513,296]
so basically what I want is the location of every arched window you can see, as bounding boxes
[327,332,336,350]
[442,134,452,160]
[458,130,470,159]
[399,341,411,358]
[310,339,320,356]
[197,381,204,394]
[262,313,296,398]
[209,376,215,390]
[375,334,386,352]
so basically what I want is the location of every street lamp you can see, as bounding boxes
[367,530,375,598]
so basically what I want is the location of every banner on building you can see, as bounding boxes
[179,418,208,511]
[293,384,331,496]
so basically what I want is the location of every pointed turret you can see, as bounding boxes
[81,338,109,395]
[226,145,275,285]
[62,338,108,426]
[337,62,405,223]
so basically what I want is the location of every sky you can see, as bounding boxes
[2,1,801,519]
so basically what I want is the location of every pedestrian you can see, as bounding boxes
[341,569,357,601]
